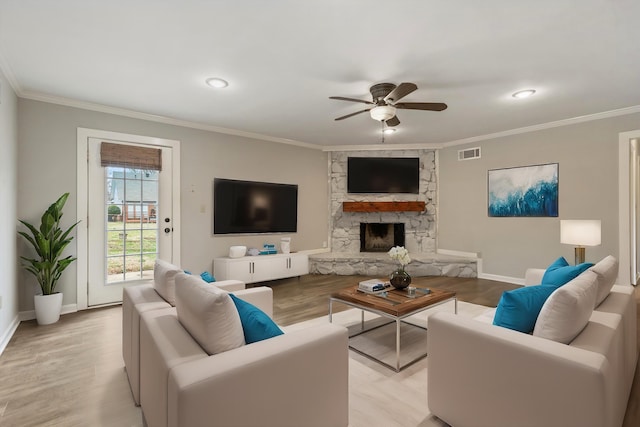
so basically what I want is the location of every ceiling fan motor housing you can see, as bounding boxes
[370,83,396,103]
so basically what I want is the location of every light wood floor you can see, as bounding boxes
[0,274,638,426]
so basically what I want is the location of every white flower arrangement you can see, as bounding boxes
[388,246,411,267]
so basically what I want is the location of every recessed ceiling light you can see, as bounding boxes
[383,128,396,135]
[512,89,536,99]
[206,77,229,88]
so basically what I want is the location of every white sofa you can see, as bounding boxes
[139,272,349,427]
[122,259,269,405]
[427,256,638,427]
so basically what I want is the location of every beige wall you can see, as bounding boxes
[0,68,18,343]
[438,113,640,279]
[17,99,328,311]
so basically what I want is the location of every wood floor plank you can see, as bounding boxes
[0,274,637,426]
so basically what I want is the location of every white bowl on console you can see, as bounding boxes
[229,245,247,258]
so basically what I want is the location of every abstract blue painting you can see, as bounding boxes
[488,163,558,217]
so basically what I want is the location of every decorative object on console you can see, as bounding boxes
[229,245,247,258]
[488,163,558,217]
[280,237,291,254]
[560,219,601,264]
[388,246,412,289]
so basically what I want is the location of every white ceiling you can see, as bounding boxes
[1,0,639,148]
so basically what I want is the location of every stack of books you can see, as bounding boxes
[358,279,392,294]
[259,244,277,255]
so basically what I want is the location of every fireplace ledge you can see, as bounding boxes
[343,201,426,212]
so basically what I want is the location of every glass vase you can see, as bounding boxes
[390,267,412,290]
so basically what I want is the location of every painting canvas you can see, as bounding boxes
[488,163,558,217]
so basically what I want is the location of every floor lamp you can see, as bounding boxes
[560,220,602,265]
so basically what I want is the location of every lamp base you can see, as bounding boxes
[574,247,586,265]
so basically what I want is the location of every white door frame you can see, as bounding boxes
[618,129,640,286]
[76,128,181,310]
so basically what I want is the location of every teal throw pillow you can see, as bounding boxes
[229,294,284,344]
[200,271,216,283]
[493,285,558,333]
[541,257,593,287]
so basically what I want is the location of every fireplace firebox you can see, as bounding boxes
[360,223,405,252]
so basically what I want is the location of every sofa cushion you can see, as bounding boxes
[174,272,245,355]
[153,259,182,306]
[229,294,283,344]
[492,285,558,333]
[590,255,618,306]
[533,270,598,344]
[541,256,593,287]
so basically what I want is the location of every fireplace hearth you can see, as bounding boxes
[360,223,405,252]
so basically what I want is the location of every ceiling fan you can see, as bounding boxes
[329,82,447,127]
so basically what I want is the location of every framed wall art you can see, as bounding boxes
[488,163,558,217]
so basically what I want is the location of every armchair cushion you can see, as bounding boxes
[590,255,618,306]
[175,273,245,355]
[153,259,182,306]
[533,270,598,343]
[229,294,283,344]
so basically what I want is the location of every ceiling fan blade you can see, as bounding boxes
[385,116,400,127]
[394,102,448,111]
[329,96,374,105]
[384,82,417,103]
[334,108,371,121]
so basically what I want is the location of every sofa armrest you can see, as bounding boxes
[167,323,349,427]
[524,267,545,285]
[213,279,245,292]
[427,312,609,427]
[232,286,274,318]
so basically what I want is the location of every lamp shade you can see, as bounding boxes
[560,220,601,246]
[370,105,396,121]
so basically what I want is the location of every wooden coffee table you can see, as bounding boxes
[329,285,457,372]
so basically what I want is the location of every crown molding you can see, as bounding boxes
[322,142,443,152]
[440,105,640,148]
[18,90,322,150]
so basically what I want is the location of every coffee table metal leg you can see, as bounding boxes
[361,310,365,331]
[328,299,333,323]
[396,318,401,372]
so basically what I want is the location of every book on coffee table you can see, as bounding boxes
[357,279,392,294]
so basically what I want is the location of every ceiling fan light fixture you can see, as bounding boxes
[512,89,536,99]
[206,77,229,88]
[370,105,396,121]
[383,128,396,135]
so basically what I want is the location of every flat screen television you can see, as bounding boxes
[213,178,298,234]
[347,157,420,194]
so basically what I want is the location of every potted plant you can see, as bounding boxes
[18,193,79,325]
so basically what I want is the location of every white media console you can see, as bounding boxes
[213,252,309,284]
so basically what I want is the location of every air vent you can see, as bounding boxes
[458,147,481,161]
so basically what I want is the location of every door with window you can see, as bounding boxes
[86,138,174,306]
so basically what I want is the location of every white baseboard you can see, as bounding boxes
[436,248,479,259]
[478,272,525,286]
[0,315,20,356]
[18,303,78,322]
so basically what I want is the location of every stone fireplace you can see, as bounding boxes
[328,149,437,253]
[308,148,477,278]
[360,223,405,252]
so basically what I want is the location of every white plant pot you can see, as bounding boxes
[34,293,63,325]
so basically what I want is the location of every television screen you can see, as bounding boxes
[213,178,298,234]
[347,157,420,194]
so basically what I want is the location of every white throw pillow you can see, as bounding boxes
[589,255,618,306]
[174,272,245,355]
[153,259,182,306]
[533,270,598,344]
